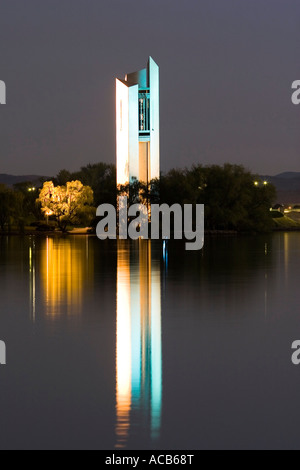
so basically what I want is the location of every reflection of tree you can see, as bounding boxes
[39,237,93,317]
[166,234,278,320]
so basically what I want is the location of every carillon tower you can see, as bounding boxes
[116,57,160,186]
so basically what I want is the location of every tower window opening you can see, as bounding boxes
[139,92,150,133]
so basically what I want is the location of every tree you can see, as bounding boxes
[38,180,95,232]
[0,185,14,231]
[71,163,116,206]
[158,164,277,232]
[13,182,41,222]
[159,168,193,206]
[55,169,72,186]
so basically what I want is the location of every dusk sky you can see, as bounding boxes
[0,0,299,176]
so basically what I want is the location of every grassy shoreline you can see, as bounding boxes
[272,216,300,231]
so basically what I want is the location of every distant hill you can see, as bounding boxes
[274,172,300,180]
[0,174,49,187]
[261,172,300,204]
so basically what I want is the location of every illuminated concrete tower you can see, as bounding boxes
[116,57,160,186]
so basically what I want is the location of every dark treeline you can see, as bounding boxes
[0,163,116,232]
[120,164,277,232]
[0,162,276,233]
[163,164,277,231]
[0,182,39,232]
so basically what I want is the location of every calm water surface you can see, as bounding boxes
[0,233,300,450]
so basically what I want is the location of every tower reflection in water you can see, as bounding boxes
[116,240,162,448]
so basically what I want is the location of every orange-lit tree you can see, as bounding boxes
[38,180,95,232]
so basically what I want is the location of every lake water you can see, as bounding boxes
[0,233,300,450]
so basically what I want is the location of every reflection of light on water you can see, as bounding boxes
[29,239,36,322]
[40,237,92,317]
[116,247,132,449]
[115,241,162,448]
[264,243,268,319]
[163,239,168,268]
[284,233,290,285]
[150,256,162,440]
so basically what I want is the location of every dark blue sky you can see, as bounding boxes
[0,0,299,176]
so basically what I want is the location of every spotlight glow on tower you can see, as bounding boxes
[116,57,160,186]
